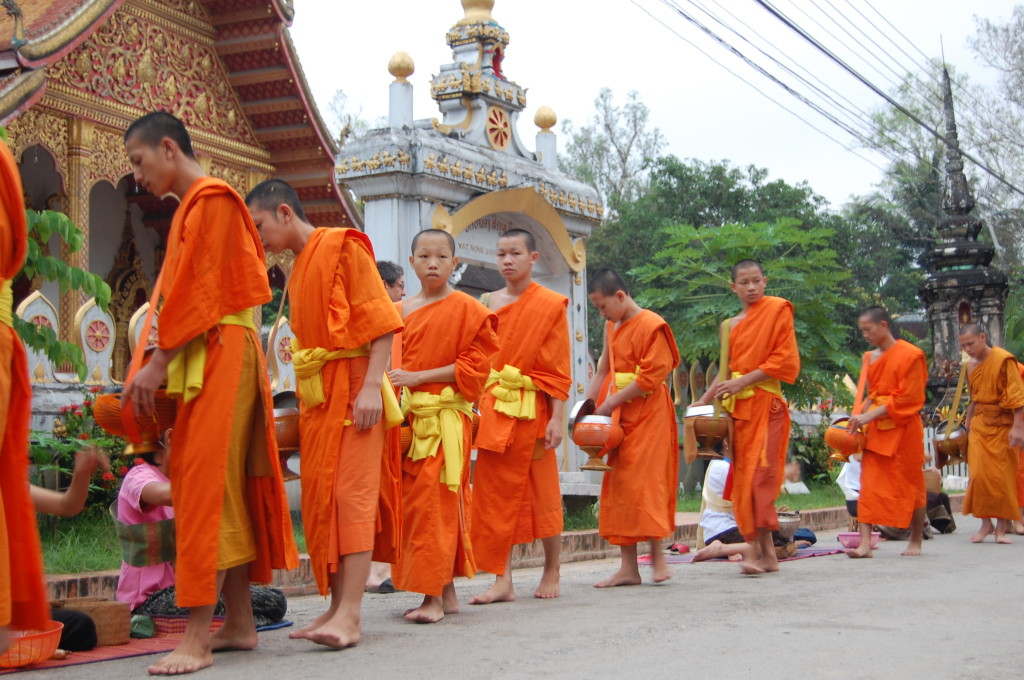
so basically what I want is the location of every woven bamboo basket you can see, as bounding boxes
[51,597,130,646]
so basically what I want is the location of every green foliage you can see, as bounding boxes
[17,210,112,381]
[632,219,857,408]
[789,408,834,483]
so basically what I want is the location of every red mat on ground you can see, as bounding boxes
[637,546,844,564]
[0,617,224,674]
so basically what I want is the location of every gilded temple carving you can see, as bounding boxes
[6,109,70,184]
[87,126,132,187]
[49,3,259,148]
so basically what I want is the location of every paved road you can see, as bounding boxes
[30,514,1024,679]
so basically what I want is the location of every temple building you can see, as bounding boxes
[337,0,602,479]
[919,68,1008,403]
[0,0,355,379]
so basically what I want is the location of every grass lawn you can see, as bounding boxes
[677,480,845,512]
[40,510,308,575]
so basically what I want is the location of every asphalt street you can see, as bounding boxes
[25,513,1024,680]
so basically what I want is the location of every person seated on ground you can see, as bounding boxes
[838,455,940,541]
[693,458,798,562]
[113,430,287,628]
[30,446,110,652]
[927,490,956,534]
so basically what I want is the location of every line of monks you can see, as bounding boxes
[2,111,1024,676]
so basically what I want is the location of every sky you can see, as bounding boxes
[289,0,1015,209]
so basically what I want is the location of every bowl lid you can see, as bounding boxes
[567,399,596,436]
[934,420,965,440]
[684,404,716,417]
[577,415,614,425]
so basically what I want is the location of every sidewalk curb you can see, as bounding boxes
[46,495,965,599]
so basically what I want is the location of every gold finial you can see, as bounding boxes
[534,106,557,132]
[458,0,494,24]
[388,52,415,83]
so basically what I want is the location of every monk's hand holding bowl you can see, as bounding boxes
[712,376,745,402]
[846,412,870,433]
[124,354,168,418]
[352,386,383,431]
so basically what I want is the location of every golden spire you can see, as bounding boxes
[457,0,494,24]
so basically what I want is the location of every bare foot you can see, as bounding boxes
[534,569,560,599]
[147,642,213,675]
[692,541,728,562]
[290,610,333,640]
[901,542,922,556]
[970,526,993,543]
[209,625,258,652]
[593,568,642,588]
[738,560,765,575]
[995,533,1014,544]
[469,579,515,605]
[1014,521,1024,535]
[441,583,460,614]
[404,596,445,624]
[845,546,873,559]
[727,554,743,562]
[649,554,672,583]
[306,613,361,649]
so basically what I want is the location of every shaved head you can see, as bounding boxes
[499,228,536,252]
[125,111,195,159]
[588,268,629,297]
[959,322,986,337]
[730,259,764,281]
[412,229,456,255]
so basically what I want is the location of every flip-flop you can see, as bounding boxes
[376,578,396,594]
[667,543,690,555]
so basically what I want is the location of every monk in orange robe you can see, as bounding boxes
[470,229,570,604]
[387,230,497,623]
[958,323,1024,544]
[0,138,49,652]
[585,269,679,588]
[699,259,799,575]
[1014,361,1024,535]
[245,180,403,648]
[845,306,927,558]
[123,113,297,674]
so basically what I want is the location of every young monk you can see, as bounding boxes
[695,259,799,575]
[387,229,497,623]
[245,179,403,647]
[122,112,297,674]
[1014,361,1024,536]
[585,269,679,588]
[470,229,570,604]
[958,323,1024,544]
[0,137,49,652]
[845,306,928,558]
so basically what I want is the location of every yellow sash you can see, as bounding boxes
[166,309,255,403]
[290,339,402,427]
[0,279,11,328]
[612,365,644,400]
[402,386,473,492]
[485,364,538,420]
[721,371,783,413]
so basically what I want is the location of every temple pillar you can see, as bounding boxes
[62,118,95,343]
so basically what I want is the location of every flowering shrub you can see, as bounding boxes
[30,385,132,510]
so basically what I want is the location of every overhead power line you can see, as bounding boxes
[752,0,1024,200]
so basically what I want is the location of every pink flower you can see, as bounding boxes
[118,467,128,477]
[83,399,92,408]
[73,410,83,417]
[101,471,115,482]
[134,457,145,466]
[77,433,90,440]
[60,405,70,414]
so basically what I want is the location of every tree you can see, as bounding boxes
[559,88,666,210]
[326,89,386,147]
[633,219,856,408]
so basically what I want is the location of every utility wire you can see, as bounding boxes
[630,0,892,174]
[752,0,1024,199]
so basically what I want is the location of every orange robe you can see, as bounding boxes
[963,346,1024,521]
[0,139,48,630]
[596,310,680,546]
[157,178,297,607]
[1015,362,1024,509]
[725,296,800,541]
[289,228,403,595]
[391,292,497,597]
[472,282,571,574]
[857,340,927,528]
